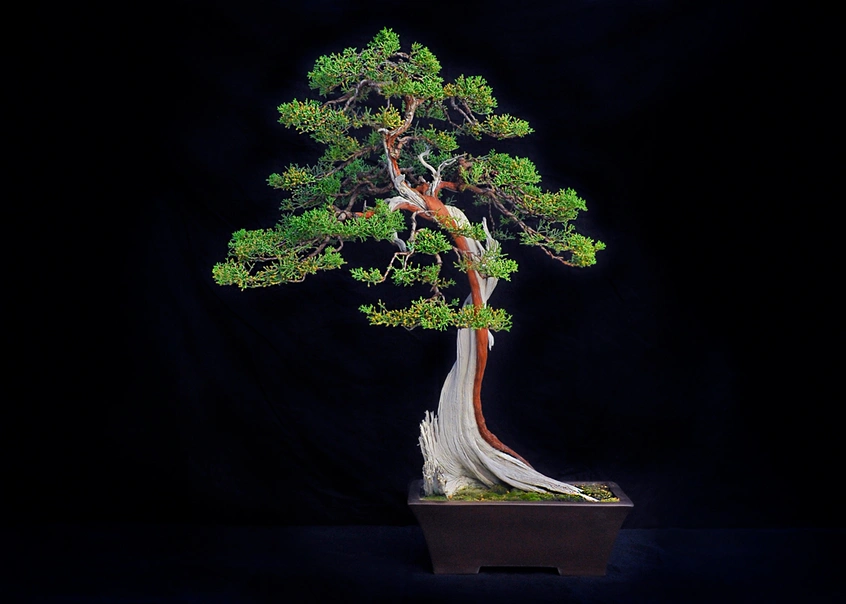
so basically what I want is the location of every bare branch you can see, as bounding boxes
[324,78,383,110]
[304,237,331,260]
[418,147,438,180]
[449,97,475,125]
[389,96,422,139]
[489,196,577,267]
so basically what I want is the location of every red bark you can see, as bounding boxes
[381,112,532,467]
[416,192,532,468]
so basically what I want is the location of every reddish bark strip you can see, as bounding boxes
[413,191,532,468]
[381,109,532,468]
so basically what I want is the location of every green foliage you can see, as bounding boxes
[444,75,497,114]
[360,298,512,331]
[390,263,453,289]
[410,42,442,77]
[464,151,541,188]
[212,248,345,289]
[350,267,384,285]
[276,99,350,144]
[408,228,452,255]
[458,247,519,281]
[517,187,587,222]
[225,227,285,262]
[213,201,405,289]
[380,50,445,100]
[268,165,316,190]
[458,151,605,267]
[215,27,607,327]
[469,114,534,139]
[519,224,606,268]
[375,105,404,129]
[438,220,488,243]
[418,126,459,153]
[277,201,404,244]
[352,257,455,291]
[307,46,366,95]
[367,27,402,57]
[322,135,361,163]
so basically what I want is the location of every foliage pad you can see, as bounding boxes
[214,28,605,329]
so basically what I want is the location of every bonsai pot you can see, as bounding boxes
[408,480,633,575]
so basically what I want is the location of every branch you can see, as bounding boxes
[324,78,383,110]
[490,196,578,267]
[416,148,465,196]
[431,155,463,196]
[388,95,422,140]
[449,96,476,125]
[302,237,336,261]
[314,143,381,182]
[418,147,438,180]
[379,130,429,211]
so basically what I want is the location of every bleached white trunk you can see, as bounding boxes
[378,131,590,500]
[416,215,592,500]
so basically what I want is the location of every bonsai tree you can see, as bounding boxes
[213,28,605,500]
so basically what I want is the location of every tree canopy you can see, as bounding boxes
[213,27,605,331]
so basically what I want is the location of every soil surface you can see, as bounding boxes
[422,483,620,502]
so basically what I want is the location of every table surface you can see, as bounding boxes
[4,524,843,603]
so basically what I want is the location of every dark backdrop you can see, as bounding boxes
[20,1,837,531]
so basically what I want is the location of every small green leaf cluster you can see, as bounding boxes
[223,227,285,262]
[308,47,370,96]
[278,201,404,244]
[276,99,365,166]
[421,102,447,120]
[418,126,459,153]
[360,298,512,331]
[520,225,606,267]
[409,42,442,78]
[267,165,316,190]
[212,248,345,289]
[323,135,362,162]
[444,75,497,115]
[459,247,519,281]
[380,44,445,100]
[375,105,404,129]
[217,227,296,266]
[212,258,251,286]
[407,228,452,255]
[280,158,383,211]
[517,187,586,222]
[438,220,487,243]
[350,267,384,285]
[276,99,350,143]
[367,26,402,56]
[352,259,454,291]
[212,201,407,289]
[389,42,444,99]
[464,151,541,188]
[468,114,534,139]
[307,28,401,95]
[307,27,445,102]
[390,263,454,289]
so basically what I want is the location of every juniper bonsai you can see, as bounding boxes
[213,28,605,500]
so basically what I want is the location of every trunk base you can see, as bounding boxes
[408,479,633,575]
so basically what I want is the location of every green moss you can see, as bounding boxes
[422,484,619,503]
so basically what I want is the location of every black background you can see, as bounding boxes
[19,0,838,533]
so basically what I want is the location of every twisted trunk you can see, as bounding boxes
[380,106,591,499]
[417,224,590,499]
